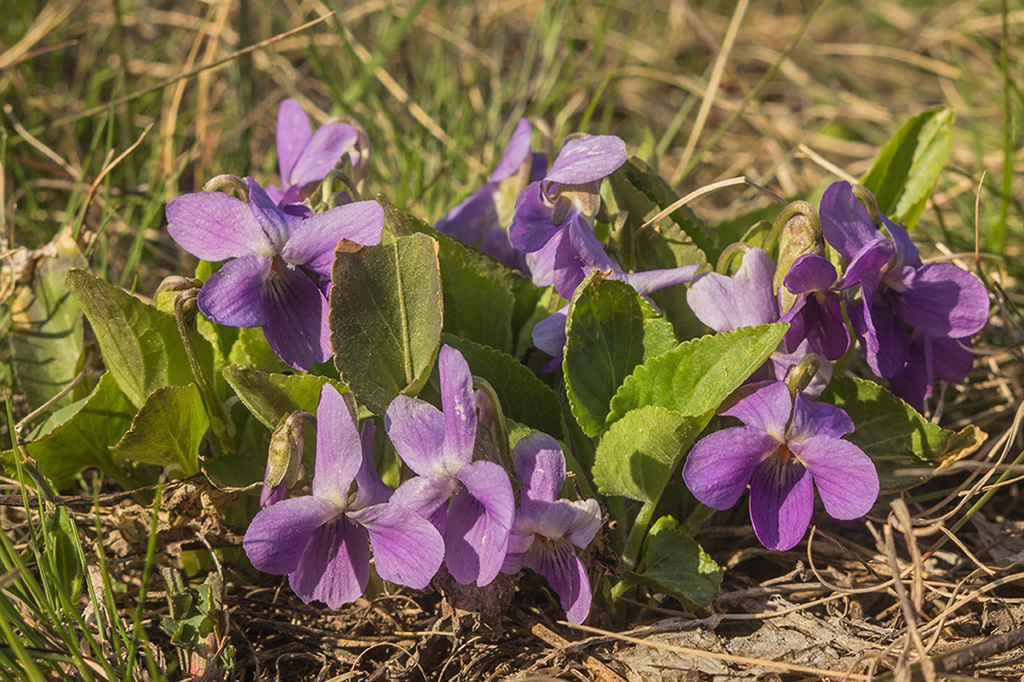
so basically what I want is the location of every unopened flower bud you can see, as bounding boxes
[154,276,202,314]
[770,201,825,311]
[261,410,313,507]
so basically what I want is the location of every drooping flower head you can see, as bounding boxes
[243,385,444,608]
[268,98,366,206]
[435,118,546,271]
[385,345,515,587]
[779,254,848,361]
[820,181,988,386]
[166,177,384,370]
[682,381,878,551]
[509,135,628,296]
[502,433,601,624]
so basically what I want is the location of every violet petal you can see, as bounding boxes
[289,516,369,609]
[348,501,444,589]
[523,537,592,624]
[792,435,878,520]
[783,254,837,295]
[789,391,854,442]
[532,306,569,358]
[447,460,514,585]
[687,248,778,332]
[196,255,270,328]
[247,177,302,249]
[896,262,989,338]
[748,456,813,551]
[276,98,312,183]
[682,427,778,510]
[288,122,359,189]
[509,181,563,253]
[260,265,332,371]
[545,135,627,185]
[513,433,566,506]
[282,200,385,278]
[311,384,362,503]
[439,345,477,467]
[617,265,699,296]
[490,118,534,182]
[819,181,882,261]
[384,396,446,477]
[166,191,273,261]
[243,495,338,574]
[390,475,458,523]
[722,382,792,441]
[352,421,393,509]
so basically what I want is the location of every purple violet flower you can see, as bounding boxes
[682,381,879,551]
[509,135,628,296]
[502,433,601,624]
[385,345,515,587]
[243,385,444,608]
[686,248,833,390]
[820,181,988,380]
[435,118,546,271]
[779,254,848,361]
[887,333,975,411]
[267,98,364,206]
[166,177,384,371]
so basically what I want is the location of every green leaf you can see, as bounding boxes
[10,230,88,410]
[111,384,210,476]
[565,275,664,437]
[65,268,213,409]
[330,233,443,414]
[45,508,83,599]
[442,335,564,440]
[6,373,136,488]
[222,365,342,429]
[626,515,722,611]
[592,406,702,503]
[607,323,789,425]
[433,228,515,353]
[230,327,292,374]
[639,299,680,361]
[820,376,986,491]
[860,107,954,229]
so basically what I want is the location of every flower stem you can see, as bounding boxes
[680,503,714,536]
[621,500,657,571]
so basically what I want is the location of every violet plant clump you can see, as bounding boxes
[502,433,601,624]
[166,176,384,370]
[243,385,444,609]
[682,379,879,551]
[385,345,515,587]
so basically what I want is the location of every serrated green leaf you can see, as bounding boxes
[330,233,443,414]
[820,376,986,491]
[607,324,789,425]
[433,227,514,353]
[593,406,702,502]
[442,334,564,440]
[5,373,135,488]
[111,384,209,476]
[565,275,654,437]
[625,515,722,610]
[10,230,88,410]
[65,268,213,409]
[860,107,954,230]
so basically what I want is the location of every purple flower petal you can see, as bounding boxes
[289,516,369,609]
[490,118,533,182]
[851,284,909,378]
[819,181,882,261]
[385,396,446,477]
[545,135,627,185]
[836,238,894,291]
[562,498,602,548]
[783,254,837,295]
[532,306,569,358]
[523,537,592,624]
[196,255,270,327]
[896,262,989,338]
[435,186,496,246]
[311,384,362,503]
[509,181,563,253]
[748,456,813,551]
[243,495,338,574]
[260,265,332,371]
[786,290,849,361]
[439,345,477,467]
[687,248,779,332]
[513,433,565,506]
[352,421,393,509]
[793,435,878,520]
[723,382,792,441]
[617,265,699,296]
[247,178,303,249]
[932,336,974,383]
[276,98,312,183]
[348,501,444,589]
[887,335,931,411]
[447,460,514,585]
[391,475,458,524]
[166,191,273,261]
[282,200,385,278]
[288,122,359,189]
[790,392,854,441]
[882,213,921,268]
[683,426,778,510]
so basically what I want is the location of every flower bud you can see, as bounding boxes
[261,410,313,507]
[770,201,824,312]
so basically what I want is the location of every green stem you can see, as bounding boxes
[680,503,714,536]
[621,500,657,572]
